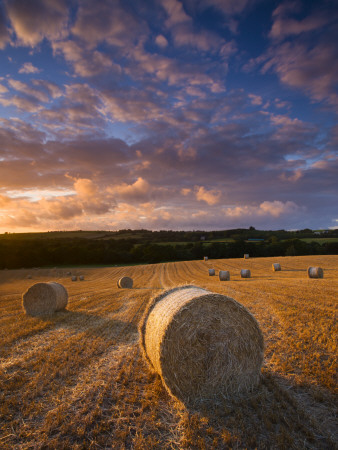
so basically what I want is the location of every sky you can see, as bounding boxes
[0,0,337,233]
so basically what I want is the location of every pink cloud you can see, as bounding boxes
[18,62,41,74]
[6,0,69,46]
[195,186,221,205]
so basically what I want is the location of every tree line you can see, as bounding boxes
[0,234,337,269]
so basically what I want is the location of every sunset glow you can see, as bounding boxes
[0,0,337,232]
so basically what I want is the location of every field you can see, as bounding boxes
[0,255,337,449]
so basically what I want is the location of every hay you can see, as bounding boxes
[204,256,208,261]
[66,271,71,276]
[272,263,281,271]
[22,282,68,316]
[79,275,84,281]
[139,285,264,405]
[71,276,77,281]
[244,254,249,259]
[208,268,215,276]
[117,276,133,288]
[308,267,324,278]
[219,270,230,281]
[27,275,32,279]
[241,269,251,278]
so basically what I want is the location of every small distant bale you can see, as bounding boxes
[208,268,215,276]
[241,269,251,278]
[27,275,32,279]
[117,276,133,288]
[244,254,249,259]
[272,263,281,272]
[139,285,264,406]
[71,276,77,281]
[66,271,71,276]
[22,282,68,316]
[308,267,324,279]
[79,275,84,281]
[204,256,208,261]
[219,270,230,281]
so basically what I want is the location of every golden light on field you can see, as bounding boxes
[0,255,337,448]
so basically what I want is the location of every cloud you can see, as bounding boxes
[0,5,10,49]
[18,62,41,74]
[225,200,302,219]
[6,0,70,46]
[112,177,151,201]
[195,186,221,205]
[269,1,332,40]
[155,34,168,48]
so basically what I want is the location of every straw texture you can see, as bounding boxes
[22,282,68,316]
[117,276,133,288]
[272,263,281,271]
[308,267,324,278]
[219,270,230,281]
[139,286,264,406]
[241,269,251,278]
[208,269,215,276]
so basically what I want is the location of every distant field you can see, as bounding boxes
[300,237,338,244]
[0,255,337,448]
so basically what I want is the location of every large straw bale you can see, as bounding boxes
[241,269,251,278]
[208,268,215,276]
[272,263,281,271]
[22,282,68,316]
[244,254,249,259]
[117,276,133,288]
[139,285,264,405]
[219,270,230,281]
[308,267,324,278]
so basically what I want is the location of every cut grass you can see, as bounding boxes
[0,255,337,448]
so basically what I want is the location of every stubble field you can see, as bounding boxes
[0,255,337,449]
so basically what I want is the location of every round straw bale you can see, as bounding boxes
[79,275,84,281]
[204,256,208,261]
[219,270,230,281]
[22,282,68,316]
[27,275,32,279]
[117,276,133,288]
[308,267,324,278]
[71,275,77,281]
[241,269,251,278]
[139,285,264,405]
[244,254,249,259]
[208,268,215,276]
[272,263,281,271]
[66,271,71,276]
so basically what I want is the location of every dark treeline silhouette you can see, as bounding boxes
[0,228,337,269]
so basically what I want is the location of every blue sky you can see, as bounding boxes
[0,0,337,232]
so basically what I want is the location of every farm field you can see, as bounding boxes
[0,255,337,449]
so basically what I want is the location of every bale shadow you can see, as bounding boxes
[182,369,336,449]
[36,309,137,344]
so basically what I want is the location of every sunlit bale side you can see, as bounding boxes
[139,285,264,406]
[22,282,68,316]
[244,254,249,259]
[219,270,230,281]
[272,263,281,271]
[241,269,251,278]
[117,276,133,288]
[308,267,324,278]
[208,268,215,276]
